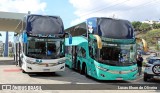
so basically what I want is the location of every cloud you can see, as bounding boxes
[69,0,160,26]
[0,0,47,42]
[0,0,47,13]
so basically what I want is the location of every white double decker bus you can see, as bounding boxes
[14,14,65,73]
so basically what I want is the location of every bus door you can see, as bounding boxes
[72,46,77,69]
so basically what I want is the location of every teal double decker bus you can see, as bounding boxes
[65,17,144,80]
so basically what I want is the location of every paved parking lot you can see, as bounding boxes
[0,57,159,93]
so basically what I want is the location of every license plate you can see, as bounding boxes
[154,76,160,79]
[43,69,50,72]
[116,78,123,80]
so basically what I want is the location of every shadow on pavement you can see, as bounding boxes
[28,67,130,84]
[145,79,160,83]
[28,72,61,77]
[94,80,129,83]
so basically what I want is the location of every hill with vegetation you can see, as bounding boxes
[132,21,160,50]
[141,29,160,46]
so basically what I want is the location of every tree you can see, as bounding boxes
[139,23,151,31]
[152,23,160,29]
[142,29,160,46]
[132,21,142,31]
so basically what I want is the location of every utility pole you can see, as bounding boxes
[4,31,8,57]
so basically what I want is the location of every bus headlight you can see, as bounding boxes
[58,61,65,64]
[26,59,35,64]
[131,67,137,72]
[96,65,109,72]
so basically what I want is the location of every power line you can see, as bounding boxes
[130,0,159,10]
[70,0,160,26]
[79,0,159,18]
[79,0,130,17]
[77,0,117,14]
[127,0,159,20]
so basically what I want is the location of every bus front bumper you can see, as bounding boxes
[93,66,137,80]
[23,63,65,72]
[96,72,137,80]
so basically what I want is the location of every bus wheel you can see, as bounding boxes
[22,69,26,73]
[85,66,89,77]
[81,63,86,75]
[19,59,22,67]
[77,62,81,73]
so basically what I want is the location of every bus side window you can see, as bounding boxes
[81,48,86,58]
[69,46,72,55]
[77,47,81,56]
[65,46,68,54]
[93,42,98,59]
[89,46,93,58]
[66,46,72,55]
[94,48,98,59]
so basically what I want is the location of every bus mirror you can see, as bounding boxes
[136,38,148,52]
[69,36,72,44]
[141,39,148,52]
[93,35,102,49]
[23,33,28,43]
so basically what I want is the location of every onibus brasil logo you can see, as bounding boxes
[1,85,42,90]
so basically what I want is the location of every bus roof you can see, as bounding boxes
[65,36,87,46]
[65,17,134,39]
[25,15,64,35]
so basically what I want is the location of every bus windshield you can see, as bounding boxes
[97,18,134,39]
[99,43,136,66]
[26,36,64,59]
[26,15,64,35]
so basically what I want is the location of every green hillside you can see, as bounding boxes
[139,29,160,49]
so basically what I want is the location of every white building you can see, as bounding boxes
[142,20,160,24]
[0,41,14,57]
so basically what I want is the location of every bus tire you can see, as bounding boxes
[81,63,86,75]
[85,65,89,77]
[19,59,22,67]
[22,69,26,73]
[77,61,81,73]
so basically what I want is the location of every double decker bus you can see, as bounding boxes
[14,14,65,73]
[65,17,147,80]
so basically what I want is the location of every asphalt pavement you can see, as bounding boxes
[0,57,159,93]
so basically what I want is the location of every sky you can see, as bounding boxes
[0,0,160,42]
